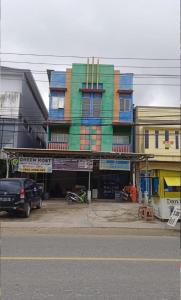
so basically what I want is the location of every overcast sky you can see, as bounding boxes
[1,0,180,108]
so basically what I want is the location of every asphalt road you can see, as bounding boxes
[1,234,180,300]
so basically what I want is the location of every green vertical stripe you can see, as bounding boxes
[100,65,114,151]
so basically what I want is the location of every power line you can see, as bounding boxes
[1,76,180,86]
[1,60,180,69]
[0,105,180,115]
[0,109,181,119]
[0,121,180,126]
[1,68,180,77]
[0,111,181,120]
[0,128,180,136]
[1,52,180,61]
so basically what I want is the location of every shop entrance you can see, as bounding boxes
[48,170,130,200]
[48,171,89,198]
[92,170,130,199]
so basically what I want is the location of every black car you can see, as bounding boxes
[0,178,43,217]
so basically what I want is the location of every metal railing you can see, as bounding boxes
[48,142,68,150]
[112,144,131,153]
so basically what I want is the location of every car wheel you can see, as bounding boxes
[36,199,42,209]
[24,203,31,218]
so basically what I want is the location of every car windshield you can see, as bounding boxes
[0,181,21,194]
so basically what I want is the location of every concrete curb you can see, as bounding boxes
[1,226,179,237]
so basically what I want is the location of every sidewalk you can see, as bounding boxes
[0,201,180,235]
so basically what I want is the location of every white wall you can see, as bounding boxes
[0,75,22,93]
[0,92,20,118]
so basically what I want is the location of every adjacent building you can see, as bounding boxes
[0,67,48,175]
[0,66,48,150]
[135,106,181,218]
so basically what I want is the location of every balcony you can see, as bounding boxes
[48,142,68,150]
[112,144,131,153]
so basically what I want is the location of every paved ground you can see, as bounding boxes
[0,200,179,236]
[1,234,180,300]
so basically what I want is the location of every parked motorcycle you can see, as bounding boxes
[65,190,87,204]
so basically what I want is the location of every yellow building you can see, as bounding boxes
[135,106,181,219]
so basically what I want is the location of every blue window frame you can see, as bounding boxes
[82,92,102,119]
[120,97,131,112]
[49,91,65,120]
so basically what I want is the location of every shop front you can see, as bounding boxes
[3,148,153,201]
[47,159,93,198]
[46,159,131,200]
[90,159,131,199]
[151,170,181,219]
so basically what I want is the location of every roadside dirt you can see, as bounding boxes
[0,201,179,237]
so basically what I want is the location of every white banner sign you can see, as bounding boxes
[18,157,52,173]
[167,207,180,227]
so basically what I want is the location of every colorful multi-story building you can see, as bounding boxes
[47,60,133,152]
[135,106,181,218]
[47,60,134,198]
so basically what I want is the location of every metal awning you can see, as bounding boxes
[164,177,181,186]
[3,147,154,162]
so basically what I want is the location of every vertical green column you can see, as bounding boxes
[100,65,114,151]
[69,64,87,150]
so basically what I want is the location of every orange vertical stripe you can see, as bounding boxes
[64,68,72,121]
[113,70,120,123]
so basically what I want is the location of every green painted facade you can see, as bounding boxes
[99,65,114,151]
[69,63,114,151]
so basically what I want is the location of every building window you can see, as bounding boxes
[120,98,131,112]
[144,130,149,149]
[93,97,101,117]
[113,135,129,145]
[82,92,101,118]
[175,131,179,149]
[82,97,90,117]
[51,132,68,143]
[165,130,169,142]
[155,130,159,148]
[51,96,64,109]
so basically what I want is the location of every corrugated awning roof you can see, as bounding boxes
[3,148,154,161]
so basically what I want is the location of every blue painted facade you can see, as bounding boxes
[49,71,66,120]
[50,71,66,88]
[120,74,133,90]
[119,74,133,123]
